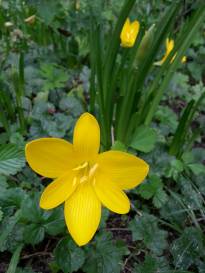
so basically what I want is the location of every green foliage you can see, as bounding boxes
[171,227,205,270]
[0,144,25,176]
[54,237,85,273]
[129,213,168,255]
[40,63,69,92]
[138,175,168,208]
[6,244,23,273]
[83,232,129,273]
[130,125,158,153]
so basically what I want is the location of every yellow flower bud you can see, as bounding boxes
[120,18,140,48]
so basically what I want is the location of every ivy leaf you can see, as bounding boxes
[129,213,168,255]
[0,144,25,176]
[171,227,205,270]
[130,125,158,153]
[83,232,129,273]
[54,237,85,273]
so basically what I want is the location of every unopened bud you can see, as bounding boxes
[135,24,155,65]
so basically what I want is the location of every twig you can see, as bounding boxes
[21,251,53,260]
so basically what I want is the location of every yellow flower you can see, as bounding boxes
[25,113,149,246]
[120,18,140,48]
[155,38,186,65]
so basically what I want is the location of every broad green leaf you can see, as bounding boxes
[134,255,170,273]
[138,175,163,200]
[171,227,205,270]
[137,174,168,208]
[0,211,21,251]
[83,232,129,273]
[160,195,187,227]
[111,141,127,152]
[44,207,65,236]
[54,237,85,273]
[21,194,50,223]
[0,144,25,176]
[0,175,8,188]
[24,224,45,245]
[153,188,168,208]
[129,213,168,255]
[130,126,157,153]
[0,188,28,209]
[59,96,84,117]
[188,163,205,175]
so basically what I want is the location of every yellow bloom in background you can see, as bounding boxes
[120,18,140,48]
[155,38,186,66]
[25,113,149,246]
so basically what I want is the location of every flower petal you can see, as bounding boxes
[73,113,100,161]
[130,20,140,41]
[97,151,149,190]
[64,182,101,246]
[40,171,77,210]
[93,171,130,214]
[120,18,131,43]
[25,138,76,178]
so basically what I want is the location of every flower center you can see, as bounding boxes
[73,161,98,184]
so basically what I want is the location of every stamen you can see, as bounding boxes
[89,164,99,179]
[80,175,88,183]
[73,161,88,171]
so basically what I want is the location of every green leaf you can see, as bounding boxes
[138,175,168,208]
[188,163,205,175]
[138,175,163,200]
[134,255,170,273]
[0,175,8,188]
[130,126,157,153]
[21,194,49,223]
[129,213,168,255]
[83,232,129,273]
[0,211,21,251]
[0,188,28,209]
[24,224,45,245]
[54,237,85,273]
[6,244,23,273]
[0,144,25,176]
[59,95,84,117]
[171,227,205,270]
[111,141,127,152]
[44,207,65,236]
[153,188,168,209]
